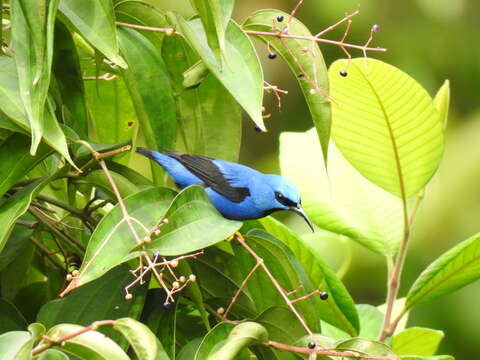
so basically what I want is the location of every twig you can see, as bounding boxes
[30,236,66,271]
[263,340,398,359]
[83,73,117,81]
[31,320,116,356]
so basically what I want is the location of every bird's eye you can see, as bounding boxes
[275,192,283,201]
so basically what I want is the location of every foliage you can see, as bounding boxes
[0,0,475,359]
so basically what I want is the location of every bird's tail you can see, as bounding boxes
[136,147,160,161]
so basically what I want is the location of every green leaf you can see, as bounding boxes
[64,187,176,291]
[0,331,31,360]
[0,56,76,167]
[433,80,450,131]
[38,266,147,345]
[377,298,409,335]
[190,0,234,62]
[336,338,396,357]
[162,36,241,161]
[406,232,480,310]
[37,349,70,360]
[53,21,89,138]
[279,129,403,254]
[139,186,242,256]
[232,229,321,333]
[329,58,444,198]
[117,27,177,184]
[82,169,140,200]
[59,0,127,68]
[0,299,28,333]
[167,13,265,131]
[0,134,53,198]
[243,9,331,163]
[255,306,305,344]
[259,217,359,335]
[114,318,159,360]
[400,356,454,360]
[195,322,267,360]
[0,178,49,253]
[177,338,202,360]
[392,327,444,356]
[40,324,129,359]
[10,0,59,153]
[182,60,209,89]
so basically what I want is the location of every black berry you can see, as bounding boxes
[320,291,329,300]
[268,52,277,60]
[163,301,172,309]
[253,125,262,132]
[277,15,284,22]
[307,341,316,349]
[298,73,305,78]
[339,69,348,77]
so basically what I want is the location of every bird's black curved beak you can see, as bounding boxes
[290,205,314,232]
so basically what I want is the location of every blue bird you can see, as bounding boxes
[136,148,314,231]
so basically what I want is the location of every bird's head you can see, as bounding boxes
[263,175,314,232]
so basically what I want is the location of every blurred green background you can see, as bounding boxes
[156,0,480,358]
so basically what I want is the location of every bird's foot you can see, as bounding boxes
[226,231,244,242]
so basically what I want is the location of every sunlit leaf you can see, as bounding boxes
[162,36,241,161]
[139,186,242,256]
[59,0,127,68]
[433,80,450,131]
[37,349,70,359]
[244,9,331,163]
[377,298,409,335]
[259,217,359,335]
[167,13,265,131]
[400,356,454,360]
[0,331,31,360]
[114,318,159,360]
[280,128,403,254]
[336,338,396,357]
[392,327,444,356]
[40,324,129,359]
[117,27,177,184]
[62,187,176,292]
[329,58,444,198]
[406,232,480,310]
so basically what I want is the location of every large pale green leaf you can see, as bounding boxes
[167,13,265,131]
[190,0,234,62]
[10,0,59,153]
[243,9,331,163]
[259,217,359,335]
[232,229,321,333]
[195,322,266,360]
[59,0,127,68]
[392,327,444,356]
[53,21,89,138]
[162,36,241,161]
[114,318,159,360]
[0,331,31,360]
[0,56,75,167]
[139,186,242,255]
[279,128,403,254]
[38,266,147,345]
[0,178,49,253]
[405,232,480,310]
[0,134,53,198]
[329,58,444,198]
[37,349,70,359]
[117,27,176,184]
[40,324,129,360]
[63,187,176,291]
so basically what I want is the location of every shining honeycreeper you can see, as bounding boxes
[136,148,314,231]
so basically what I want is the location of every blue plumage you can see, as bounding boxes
[136,148,314,231]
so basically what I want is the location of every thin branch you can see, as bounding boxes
[263,340,398,359]
[30,236,66,271]
[31,320,116,356]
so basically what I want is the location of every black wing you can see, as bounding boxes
[164,150,250,203]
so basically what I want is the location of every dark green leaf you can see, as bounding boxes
[255,306,304,346]
[244,9,331,163]
[63,187,176,291]
[117,27,176,184]
[59,0,127,68]
[0,299,28,333]
[259,217,359,335]
[38,266,147,345]
[140,186,242,256]
[0,224,34,272]
[177,338,202,360]
[232,229,321,333]
[392,327,444,356]
[162,36,241,161]
[0,134,53,198]
[406,232,480,310]
[167,13,265,131]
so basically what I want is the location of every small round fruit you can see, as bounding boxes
[307,341,316,349]
[268,52,277,60]
[319,291,329,300]
[276,15,284,22]
[339,69,348,77]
